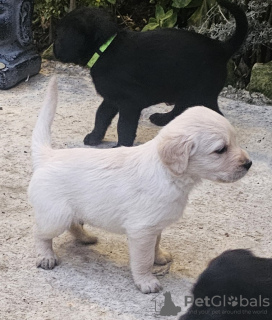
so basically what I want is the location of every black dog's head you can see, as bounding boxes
[180,249,272,320]
[54,7,118,66]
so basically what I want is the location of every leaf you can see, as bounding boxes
[185,0,203,8]
[172,0,193,9]
[162,12,177,28]
[149,17,158,24]
[155,5,165,21]
[142,22,160,32]
[107,0,116,4]
[188,6,204,26]
[188,0,216,26]
[160,9,174,21]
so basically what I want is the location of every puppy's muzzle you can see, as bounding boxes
[242,160,252,171]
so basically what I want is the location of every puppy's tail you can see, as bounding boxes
[31,76,58,169]
[218,0,248,59]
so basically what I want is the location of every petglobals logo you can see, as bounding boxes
[185,295,270,309]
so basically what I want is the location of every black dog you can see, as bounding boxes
[180,249,272,320]
[54,0,248,147]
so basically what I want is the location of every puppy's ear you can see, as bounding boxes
[158,135,193,176]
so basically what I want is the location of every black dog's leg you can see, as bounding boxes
[198,99,224,116]
[207,100,224,116]
[84,100,118,146]
[117,107,142,147]
[149,104,184,126]
[150,99,223,127]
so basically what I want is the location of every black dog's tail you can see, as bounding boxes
[218,0,248,58]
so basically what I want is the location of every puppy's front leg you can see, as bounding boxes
[154,233,172,265]
[117,107,142,146]
[128,233,162,293]
[84,100,118,146]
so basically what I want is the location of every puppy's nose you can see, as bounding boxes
[243,160,252,170]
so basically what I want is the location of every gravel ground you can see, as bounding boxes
[0,61,272,320]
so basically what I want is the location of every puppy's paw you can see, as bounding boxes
[149,113,171,126]
[83,133,102,146]
[155,249,172,265]
[36,252,59,270]
[135,275,162,294]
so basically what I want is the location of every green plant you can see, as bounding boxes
[142,0,216,31]
[142,5,177,31]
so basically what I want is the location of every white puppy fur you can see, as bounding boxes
[28,77,251,294]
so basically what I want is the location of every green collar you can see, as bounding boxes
[87,34,117,68]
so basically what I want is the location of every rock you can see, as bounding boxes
[248,62,272,99]
[0,0,41,89]
[220,85,272,106]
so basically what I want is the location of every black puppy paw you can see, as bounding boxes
[83,133,102,146]
[149,113,171,126]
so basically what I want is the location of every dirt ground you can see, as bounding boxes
[0,61,272,320]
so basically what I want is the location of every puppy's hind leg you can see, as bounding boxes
[34,206,72,270]
[149,103,184,126]
[84,100,118,146]
[149,97,223,126]
[128,232,162,294]
[205,98,224,116]
[69,222,98,245]
[154,233,172,265]
[34,225,60,270]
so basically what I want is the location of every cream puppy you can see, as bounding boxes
[28,77,252,294]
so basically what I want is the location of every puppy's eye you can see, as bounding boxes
[214,146,228,154]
